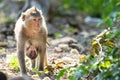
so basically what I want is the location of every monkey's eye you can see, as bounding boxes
[33,19,36,21]
[38,18,42,21]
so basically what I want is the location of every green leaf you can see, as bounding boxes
[33,68,40,74]
[0,48,5,53]
[55,32,62,38]
[57,69,67,79]
[99,61,112,68]
[9,56,20,72]
[68,26,75,32]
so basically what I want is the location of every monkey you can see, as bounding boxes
[26,42,50,60]
[26,39,50,60]
[26,45,38,59]
[14,6,48,75]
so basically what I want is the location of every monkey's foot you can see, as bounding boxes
[28,69,35,75]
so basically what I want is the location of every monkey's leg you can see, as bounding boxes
[44,53,48,66]
[35,48,45,71]
[17,40,26,74]
[40,46,46,70]
[31,59,35,68]
[39,54,45,70]
[35,53,40,70]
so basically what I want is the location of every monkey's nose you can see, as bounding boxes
[37,23,40,26]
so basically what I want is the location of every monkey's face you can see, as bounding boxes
[28,16,42,32]
[22,7,43,32]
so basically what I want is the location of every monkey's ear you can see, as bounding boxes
[21,13,26,21]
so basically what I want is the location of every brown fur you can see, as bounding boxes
[14,6,48,74]
[26,45,38,59]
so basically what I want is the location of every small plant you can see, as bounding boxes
[0,48,5,53]
[9,56,20,72]
[55,32,62,38]
[57,29,120,80]
[68,26,75,32]
[0,17,13,24]
[33,68,40,74]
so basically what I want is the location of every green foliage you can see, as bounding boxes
[57,69,67,79]
[55,32,62,38]
[61,0,119,16]
[57,29,120,79]
[91,29,116,55]
[0,0,2,1]
[0,48,5,53]
[33,68,40,74]
[68,26,75,32]
[9,56,20,72]
[60,0,120,27]
[0,17,13,24]
[57,0,120,80]
[20,0,26,2]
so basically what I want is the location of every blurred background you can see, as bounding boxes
[0,0,120,79]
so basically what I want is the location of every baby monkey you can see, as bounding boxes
[26,45,38,59]
[14,6,48,75]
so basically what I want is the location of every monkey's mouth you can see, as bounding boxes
[33,26,40,32]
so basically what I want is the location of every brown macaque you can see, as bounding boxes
[14,6,48,75]
[26,45,38,59]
